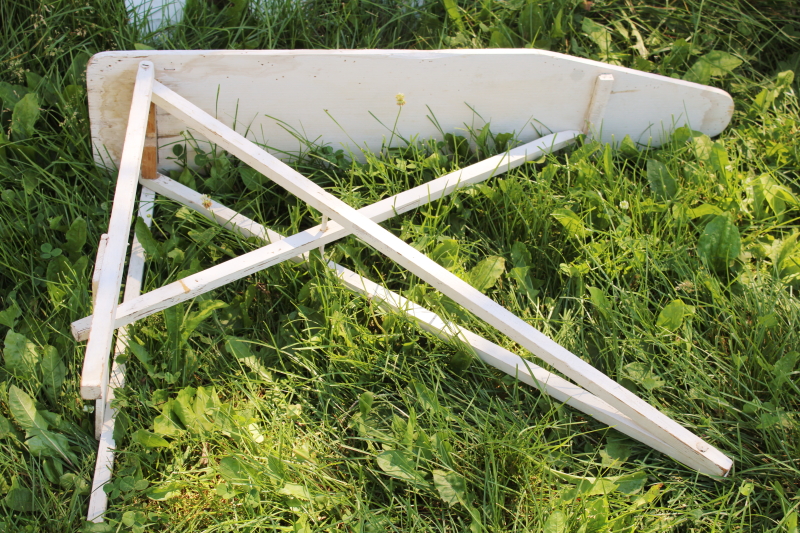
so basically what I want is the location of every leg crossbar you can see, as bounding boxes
[71,131,579,342]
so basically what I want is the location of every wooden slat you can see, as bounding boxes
[91,234,109,307]
[81,61,154,400]
[332,265,687,459]
[91,233,109,433]
[143,173,688,462]
[70,131,579,341]
[149,81,732,477]
[87,187,156,522]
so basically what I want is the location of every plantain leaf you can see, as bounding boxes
[27,428,76,465]
[587,286,612,319]
[466,256,505,292]
[4,476,34,512]
[376,450,428,485]
[510,241,531,268]
[182,300,227,341]
[358,391,374,417]
[442,0,465,31]
[433,469,468,507]
[697,214,741,272]
[3,330,40,379]
[146,481,182,500]
[582,18,617,57]
[774,233,800,286]
[193,386,221,432]
[40,345,66,400]
[135,216,163,260]
[172,387,197,431]
[684,50,742,84]
[623,362,665,391]
[64,217,87,257]
[518,3,545,42]
[11,93,40,140]
[0,412,15,439]
[239,167,268,191]
[8,385,46,432]
[0,82,29,107]
[153,399,184,436]
[0,300,21,328]
[132,429,170,448]
[656,299,695,331]
[647,159,677,200]
[431,239,460,269]
[543,510,567,533]
[552,209,589,239]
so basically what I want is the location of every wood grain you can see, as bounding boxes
[141,102,158,179]
[87,49,734,172]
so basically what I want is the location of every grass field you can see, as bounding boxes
[1,0,799,531]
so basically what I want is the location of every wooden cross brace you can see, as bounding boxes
[82,59,733,521]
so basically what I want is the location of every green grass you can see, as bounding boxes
[1,0,799,531]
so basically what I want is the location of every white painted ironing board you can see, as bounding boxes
[78,50,734,522]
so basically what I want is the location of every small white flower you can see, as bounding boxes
[619,200,630,210]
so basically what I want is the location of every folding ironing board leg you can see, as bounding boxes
[87,187,156,522]
[81,61,154,401]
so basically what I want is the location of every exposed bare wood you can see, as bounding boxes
[141,102,158,179]
[81,61,154,400]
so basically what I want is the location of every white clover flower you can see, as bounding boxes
[619,200,630,210]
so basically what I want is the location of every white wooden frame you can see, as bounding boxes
[82,52,735,521]
[87,187,155,521]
